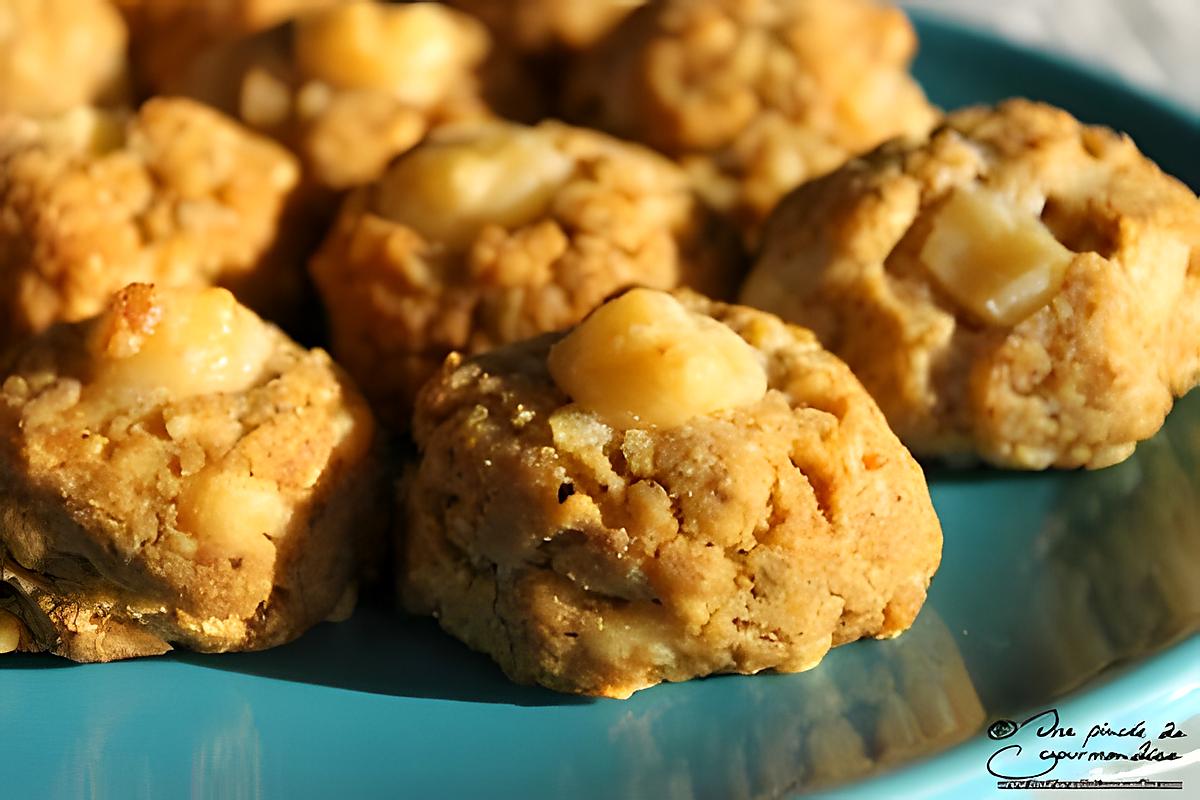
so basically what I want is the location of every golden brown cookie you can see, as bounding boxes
[166,1,504,191]
[562,0,937,240]
[402,289,941,697]
[309,120,744,428]
[744,100,1200,470]
[0,0,130,116]
[446,0,645,52]
[0,284,386,662]
[0,99,309,348]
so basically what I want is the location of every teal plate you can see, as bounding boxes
[3,12,1199,800]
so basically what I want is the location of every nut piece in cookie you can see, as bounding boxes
[310,120,743,428]
[562,0,937,241]
[0,98,308,348]
[402,289,941,698]
[547,289,768,429]
[743,99,1200,470]
[0,0,130,117]
[445,0,645,52]
[0,284,385,662]
[166,1,510,190]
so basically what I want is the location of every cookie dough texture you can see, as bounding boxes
[563,0,937,239]
[744,100,1200,470]
[0,98,308,348]
[402,292,941,698]
[445,0,645,51]
[168,1,497,190]
[0,0,130,116]
[310,121,743,428]
[0,284,385,661]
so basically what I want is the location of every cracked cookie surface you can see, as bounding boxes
[401,290,941,697]
[0,284,385,661]
[744,99,1200,469]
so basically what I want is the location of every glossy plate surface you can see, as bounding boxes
[3,13,1199,799]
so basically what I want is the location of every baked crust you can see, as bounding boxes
[744,99,1200,469]
[402,291,941,697]
[0,284,386,661]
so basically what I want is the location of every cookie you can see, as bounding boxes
[167,1,501,190]
[562,0,937,240]
[0,284,385,661]
[0,98,308,348]
[309,120,743,428]
[402,288,941,697]
[744,99,1200,470]
[0,0,130,116]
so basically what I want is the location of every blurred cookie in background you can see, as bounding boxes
[0,99,310,348]
[115,0,344,94]
[441,0,646,128]
[563,0,938,242]
[165,1,539,191]
[0,0,130,116]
